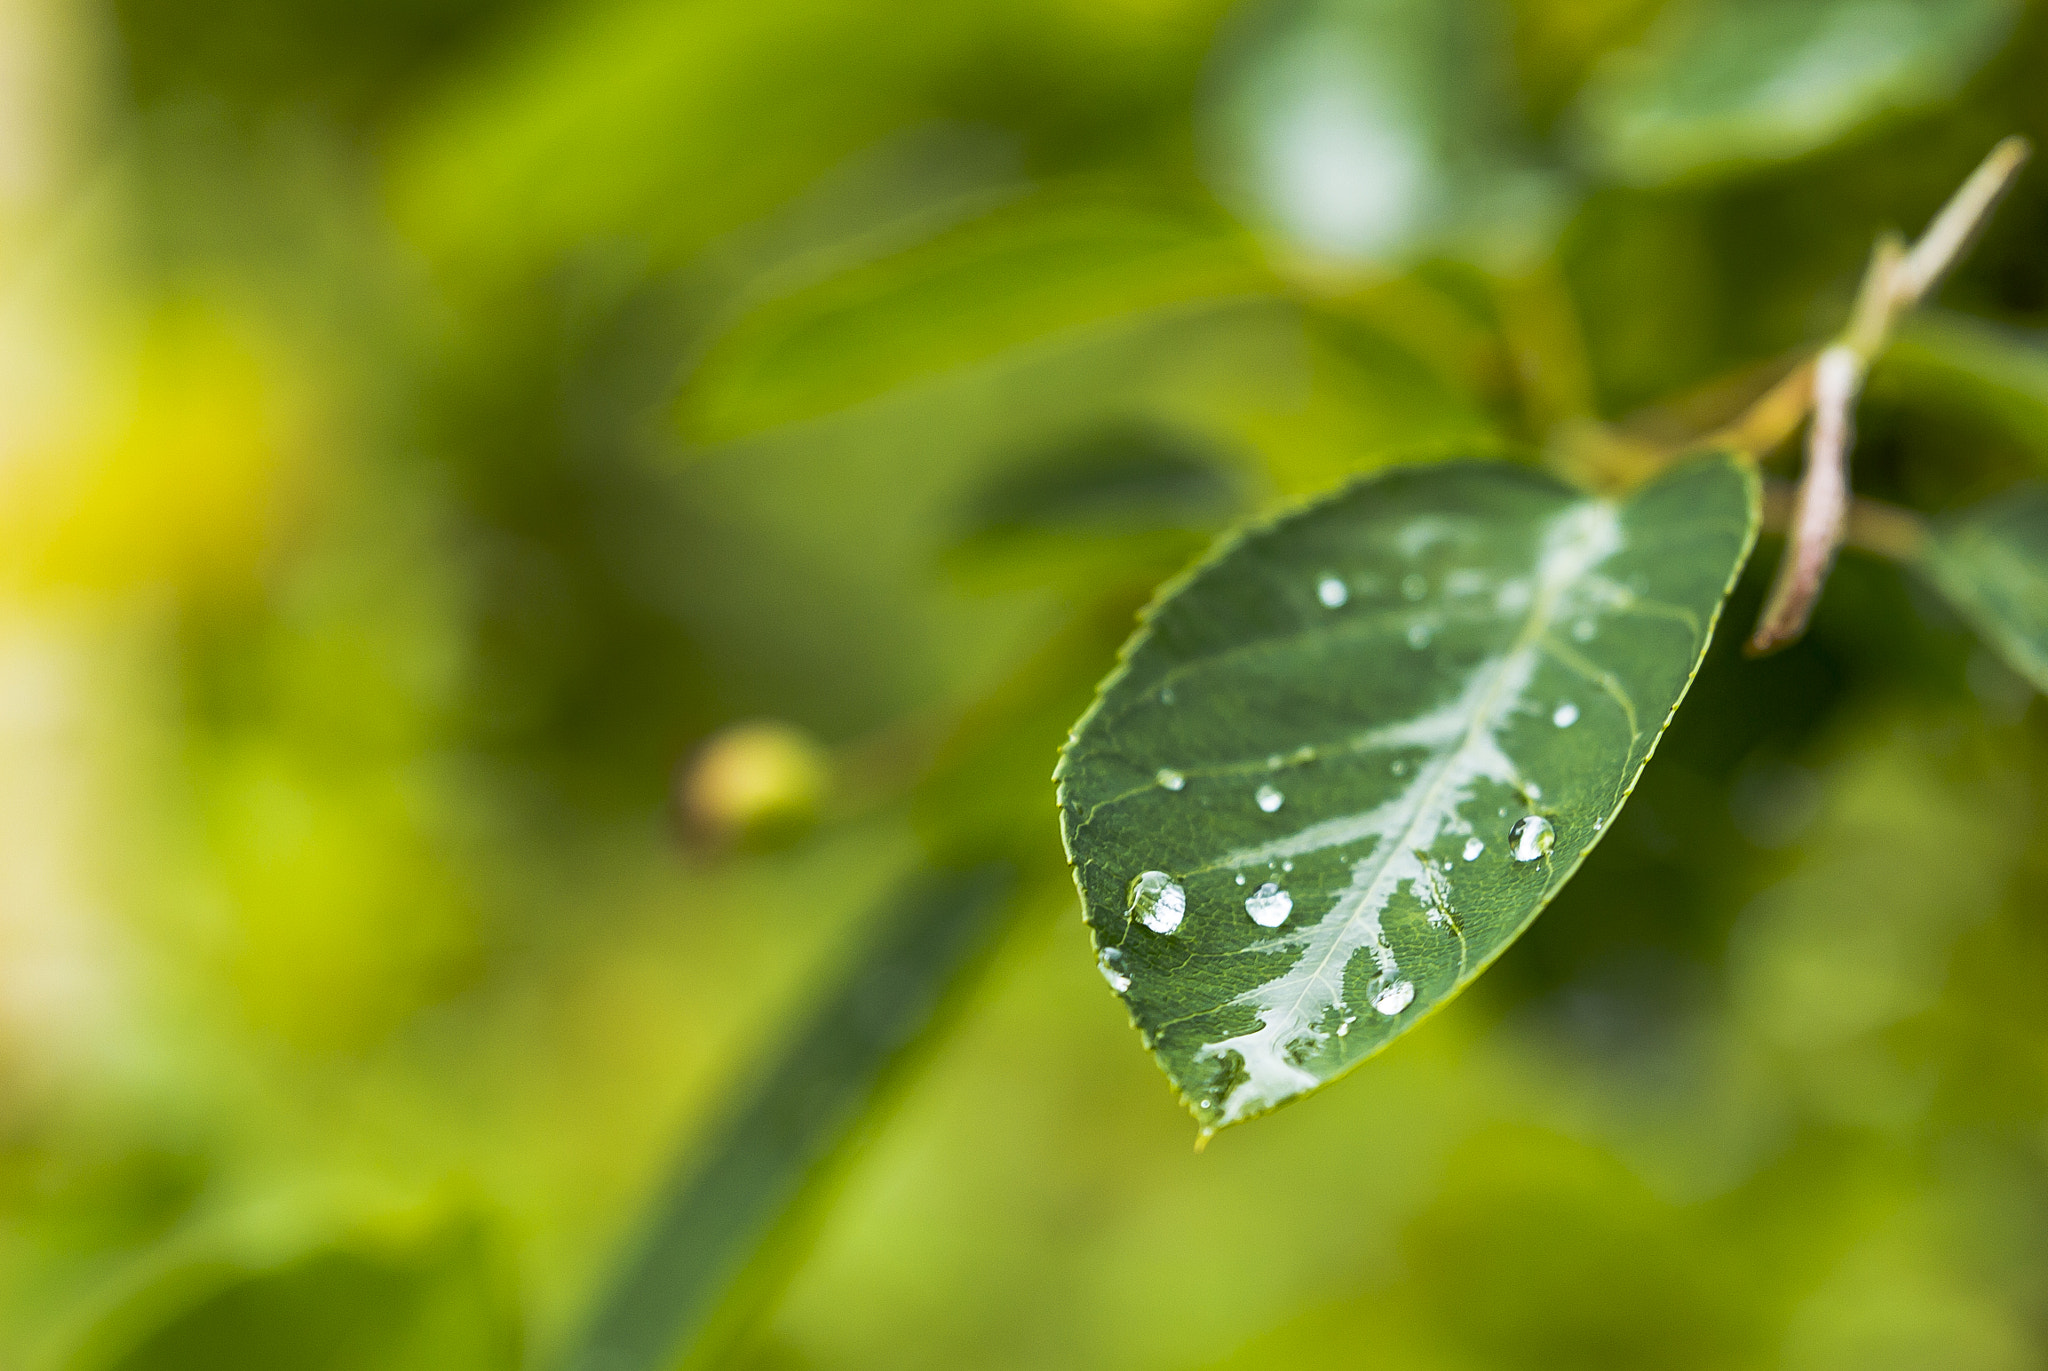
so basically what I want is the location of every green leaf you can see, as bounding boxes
[1885,313,2048,469]
[1921,484,2048,692]
[1202,0,1566,267]
[561,863,1013,1371]
[681,197,1262,440]
[1056,454,1759,1131]
[1576,0,2020,185]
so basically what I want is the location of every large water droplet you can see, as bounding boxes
[1552,702,1579,728]
[1462,836,1484,861]
[1401,573,1427,601]
[1128,870,1186,933]
[1098,947,1131,993]
[1156,768,1186,791]
[1245,881,1293,927]
[1256,784,1284,813]
[1510,815,1555,862]
[1372,980,1415,1015]
[1317,576,1348,608]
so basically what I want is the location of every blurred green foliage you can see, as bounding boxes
[0,0,2046,1367]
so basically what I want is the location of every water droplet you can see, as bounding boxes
[1281,860,1293,872]
[1510,815,1554,862]
[1524,781,1543,801]
[1336,1018,1351,1036]
[1407,622,1432,649]
[1571,618,1596,642]
[1156,768,1186,790]
[1266,753,1284,769]
[1552,703,1579,728]
[1401,573,1427,601]
[1372,980,1415,1015]
[1462,836,1485,861]
[1234,873,1247,886]
[1256,784,1284,813]
[1245,882,1293,927]
[1098,947,1131,993]
[1128,871,1186,934]
[1317,576,1348,607]
[1391,758,1408,776]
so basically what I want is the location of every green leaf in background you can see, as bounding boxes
[1057,454,1759,1130]
[1922,484,2048,691]
[562,863,1013,1371]
[1886,312,2048,468]
[680,197,1263,441]
[1576,0,2021,185]
[1202,0,1566,267]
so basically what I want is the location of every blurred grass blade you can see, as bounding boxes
[1577,0,2020,185]
[1057,454,1758,1133]
[1920,483,2048,691]
[562,862,1014,1371]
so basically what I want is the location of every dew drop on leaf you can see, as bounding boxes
[1463,836,1484,860]
[1245,882,1293,927]
[1372,980,1415,1015]
[1098,947,1132,993]
[1128,871,1186,933]
[1510,815,1554,862]
[1317,576,1348,607]
[1156,768,1185,790]
[1552,702,1579,728]
[1255,784,1284,812]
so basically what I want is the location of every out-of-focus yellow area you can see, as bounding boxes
[2,0,2048,1367]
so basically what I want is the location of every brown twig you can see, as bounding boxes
[1726,138,2028,654]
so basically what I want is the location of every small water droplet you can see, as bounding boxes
[1245,882,1293,927]
[1391,759,1409,777]
[1156,768,1186,790]
[1098,948,1131,993]
[1552,702,1579,728]
[1372,980,1415,1015]
[1256,784,1284,813]
[1524,781,1543,801]
[1401,573,1427,600]
[1317,576,1349,607]
[1462,836,1484,861]
[1510,815,1555,862]
[1234,873,1247,885]
[1281,860,1294,872]
[1572,618,1596,642]
[1128,870,1187,934]
[1407,622,1432,649]
[1336,1018,1351,1036]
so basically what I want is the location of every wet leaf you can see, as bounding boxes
[1921,483,2048,691]
[1057,454,1759,1130]
[1577,0,2020,185]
